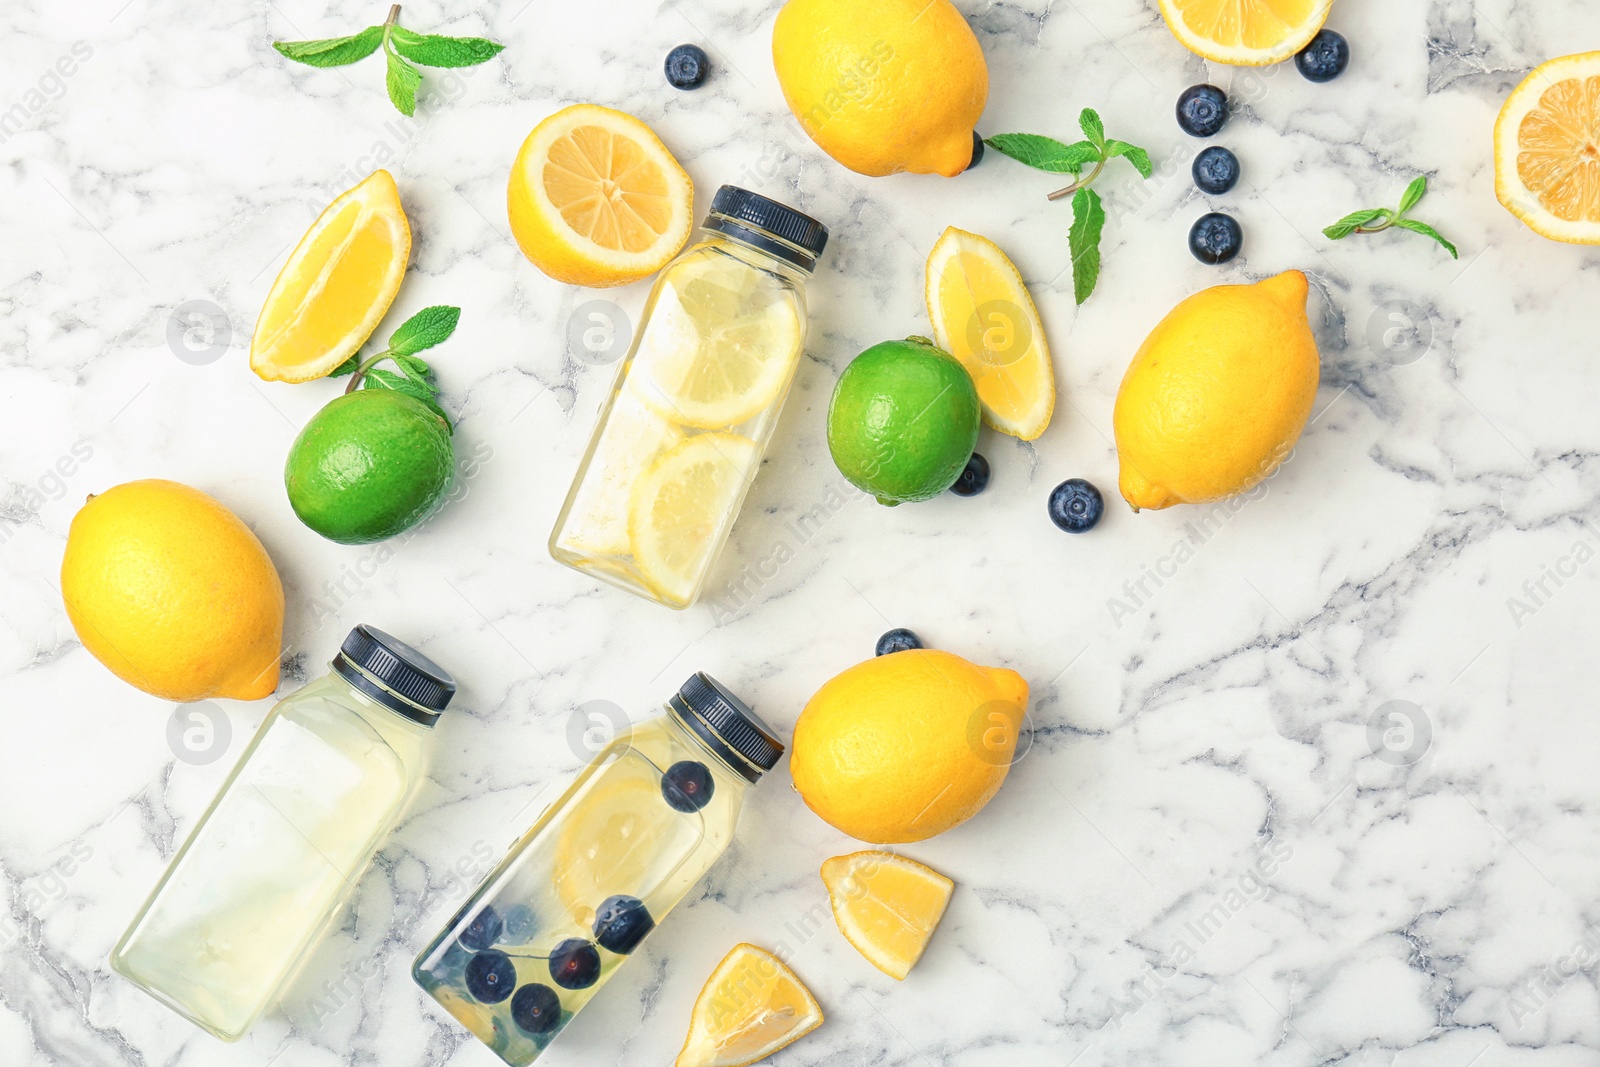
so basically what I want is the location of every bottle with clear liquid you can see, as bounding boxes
[412,673,782,1065]
[110,625,457,1041]
[549,186,830,609]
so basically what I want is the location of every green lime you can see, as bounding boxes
[285,390,455,545]
[827,337,980,506]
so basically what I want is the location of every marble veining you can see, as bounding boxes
[5,0,1600,1065]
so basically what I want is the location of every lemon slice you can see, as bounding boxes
[552,754,698,927]
[821,851,953,980]
[557,393,685,558]
[507,104,694,287]
[1157,0,1334,66]
[675,944,823,1067]
[1495,53,1600,245]
[250,170,410,383]
[925,226,1055,441]
[629,433,760,607]
[629,255,804,430]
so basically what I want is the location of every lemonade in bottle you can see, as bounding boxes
[110,625,456,1041]
[549,186,829,608]
[411,673,783,1064]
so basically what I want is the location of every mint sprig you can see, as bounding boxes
[1323,176,1458,259]
[330,305,459,431]
[273,5,504,117]
[985,109,1152,304]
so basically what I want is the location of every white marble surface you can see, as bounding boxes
[5,0,1600,1064]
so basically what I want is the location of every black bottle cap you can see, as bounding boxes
[669,673,784,782]
[703,186,829,270]
[333,624,456,726]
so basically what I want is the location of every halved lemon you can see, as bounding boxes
[925,226,1055,441]
[1157,0,1334,66]
[250,170,410,383]
[629,254,804,429]
[628,433,760,608]
[507,103,694,287]
[1495,52,1600,245]
[675,944,822,1067]
[821,851,954,981]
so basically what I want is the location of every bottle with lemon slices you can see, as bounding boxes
[412,674,783,1065]
[549,186,828,609]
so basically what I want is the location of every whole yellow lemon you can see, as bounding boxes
[772,0,988,178]
[61,480,284,702]
[1113,270,1320,511]
[791,650,1029,843]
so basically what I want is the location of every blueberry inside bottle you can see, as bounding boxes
[412,673,783,1065]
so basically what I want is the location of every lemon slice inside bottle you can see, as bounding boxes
[628,255,803,430]
[628,433,761,607]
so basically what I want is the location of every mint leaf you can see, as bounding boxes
[365,369,453,432]
[328,355,360,378]
[394,353,433,381]
[390,28,505,68]
[1104,139,1153,179]
[985,133,1101,175]
[1079,108,1106,150]
[389,305,460,356]
[1323,208,1388,240]
[1068,187,1106,305]
[274,27,383,68]
[385,50,422,116]
[1394,218,1459,258]
[1397,176,1428,215]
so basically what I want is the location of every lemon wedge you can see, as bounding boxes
[1157,0,1334,66]
[629,254,804,429]
[507,103,694,287]
[675,944,823,1067]
[821,851,953,980]
[250,170,410,383]
[628,433,759,608]
[925,226,1055,440]
[1495,52,1600,245]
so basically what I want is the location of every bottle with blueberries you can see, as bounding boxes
[413,673,783,1065]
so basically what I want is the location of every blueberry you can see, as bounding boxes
[1192,146,1240,195]
[1188,212,1243,265]
[499,904,539,945]
[1047,479,1104,533]
[1176,84,1229,138]
[665,44,710,90]
[465,949,518,1003]
[593,895,655,954]
[548,938,601,989]
[1295,29,1349,82]
[510,983,562,1035]
[875,628,923,656]
[661,760,714,813]
[949,453,990,497]
[458,904,503,951]
[967,131,985,171]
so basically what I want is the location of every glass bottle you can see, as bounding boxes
[549,186,830,609]
[412,673,782,1065]
[110,625,457,1041]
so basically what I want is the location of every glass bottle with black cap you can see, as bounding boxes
[550,185,829,609]
[413,672,783,1065]
[110,624,456,1042]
